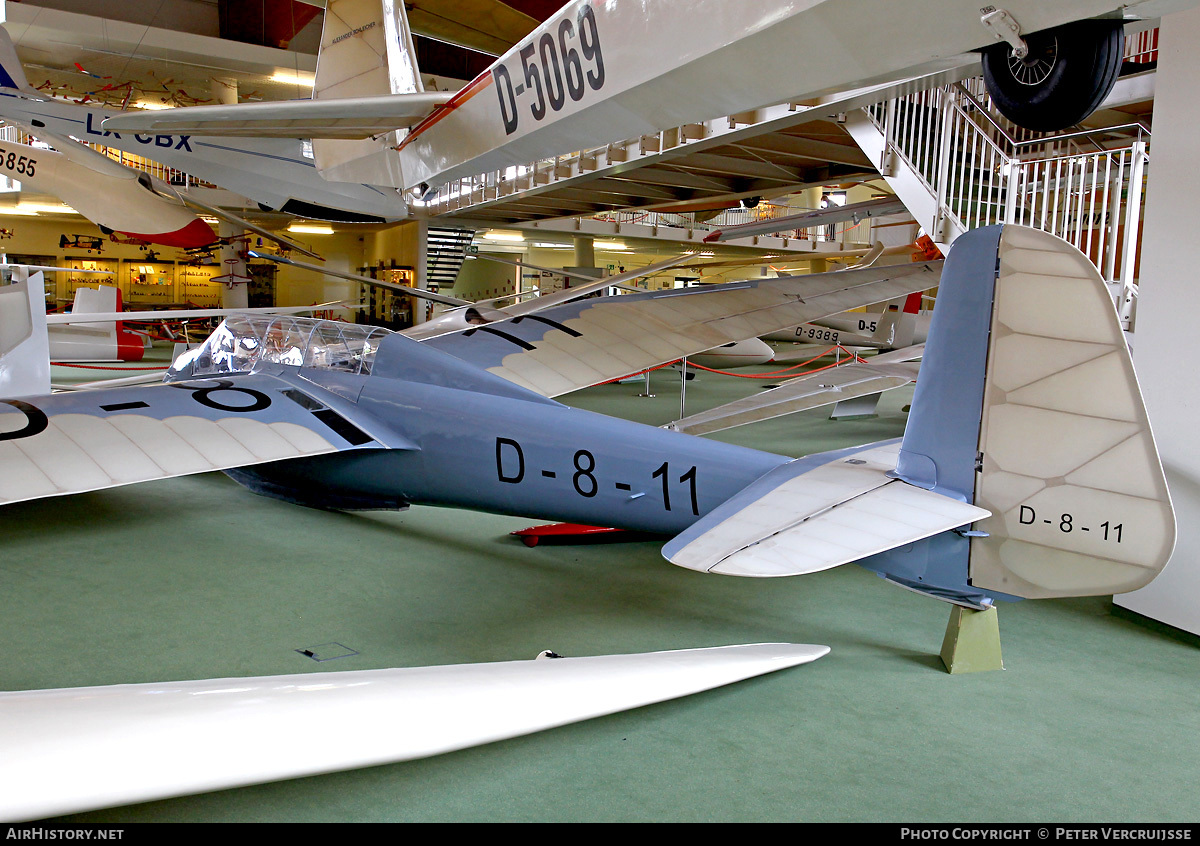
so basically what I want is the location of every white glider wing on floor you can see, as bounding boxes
[0,643,827,821]
[423,262,941,397]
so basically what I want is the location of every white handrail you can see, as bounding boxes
[865,71,1149,326]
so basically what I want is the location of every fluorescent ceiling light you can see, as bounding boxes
[134,101,172,111]
[286,223,334,235]
[482,230,525,242]
[531,242,570,249]
[594,240,629,251]
[271,72,315,87]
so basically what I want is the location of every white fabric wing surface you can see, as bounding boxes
[666,442,989,577]
[0,373,385,506]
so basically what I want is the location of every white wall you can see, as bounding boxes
[1115,6,1200,633]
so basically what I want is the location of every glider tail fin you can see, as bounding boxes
[0,269,50,397]
[878,224,1173,600]
[665,225,1173,606]
[311,0,418,184]
[0,28,37,96]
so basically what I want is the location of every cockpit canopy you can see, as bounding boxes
[169,315,393,379]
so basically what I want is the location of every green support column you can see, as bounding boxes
[940,605,1003,673]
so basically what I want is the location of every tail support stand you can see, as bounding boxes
[939,605,1003,674]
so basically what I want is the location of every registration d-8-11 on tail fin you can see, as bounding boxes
[0,225,1173,607]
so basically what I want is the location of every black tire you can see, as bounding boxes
[982,19,1124,132]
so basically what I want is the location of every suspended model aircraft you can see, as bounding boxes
[0,225,1172,816]
[100,0,1191,200]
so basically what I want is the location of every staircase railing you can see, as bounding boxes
[862,76,1149,326]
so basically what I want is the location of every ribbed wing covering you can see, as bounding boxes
[427,262,940,397]
[664,443,989,577]
[969,226,1175,598]
[0,373,384,506]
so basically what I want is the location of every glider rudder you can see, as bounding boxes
[865,225,1174,601]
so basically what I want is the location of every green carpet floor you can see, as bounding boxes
[3,346,1198,822]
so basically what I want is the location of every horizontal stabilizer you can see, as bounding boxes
[101,93,453,139]
[666,361,917,435]
[0,643,826,820]
[664,442,988,577]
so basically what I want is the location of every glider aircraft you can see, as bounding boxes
[0,120,325,258]
[0,0,1175,233]
[0,225,1172,606]
[0,225,1173,816]
[0,29,404,224]
[97,0,1190,202]
[256,249,779,367]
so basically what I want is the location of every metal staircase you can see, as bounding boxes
[844,76,1150,328]
[426,226,475,291]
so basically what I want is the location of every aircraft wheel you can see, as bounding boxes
[981,19,1124,132]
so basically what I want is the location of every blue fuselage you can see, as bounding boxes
[237,367,791,535]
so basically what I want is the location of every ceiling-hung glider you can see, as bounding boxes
[1,119,325,259]
[100,0,1188,195]
[0,643,827,821]
[0,225,1172,609]
[0,129,217,249]
[0,27,406,223]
